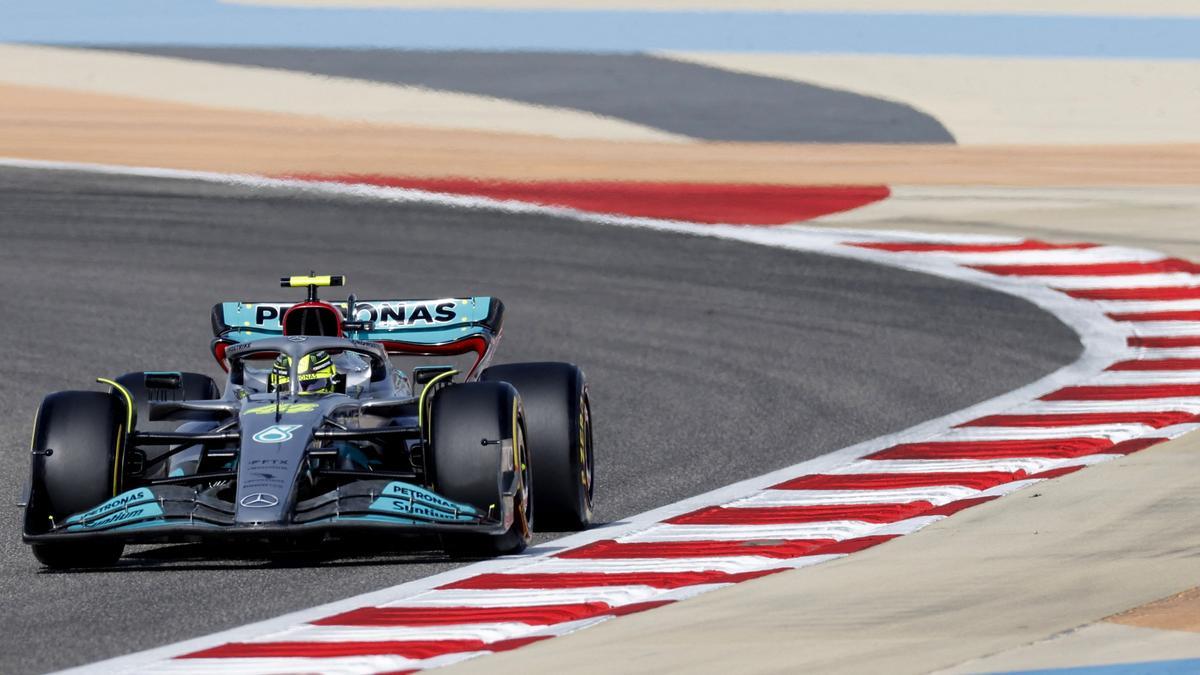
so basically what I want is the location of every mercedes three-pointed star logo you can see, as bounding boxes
[239,493,280,508]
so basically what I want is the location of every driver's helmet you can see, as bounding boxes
[269,351,338,395]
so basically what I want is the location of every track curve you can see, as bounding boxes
[0,167,1080,674]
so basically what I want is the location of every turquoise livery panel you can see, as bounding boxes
[64,488,157,528]
[365,481,482,523]
[214,296,501,345]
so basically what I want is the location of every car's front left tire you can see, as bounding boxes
[482,362,593,531]
[429,381,532,557]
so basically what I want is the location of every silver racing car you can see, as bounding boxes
[21,275,594,568]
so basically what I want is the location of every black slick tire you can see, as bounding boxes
[430,381,532,557]
[25,391,127,568]
[481,362,593,531]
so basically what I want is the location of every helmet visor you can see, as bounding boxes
[299,375,333,394]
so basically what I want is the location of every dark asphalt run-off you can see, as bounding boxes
[89,46,957,143]
[0,167,1077,673]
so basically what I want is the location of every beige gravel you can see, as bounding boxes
[0,44,685,143]
[940,623,1200,674]
[816,186,1200,258]
[664,53,1200,145]
[5,84,1200,186]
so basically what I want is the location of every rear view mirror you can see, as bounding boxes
[143,371,183,390]
[412,365,456,386]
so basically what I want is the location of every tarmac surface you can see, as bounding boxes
[0,167,1081,674]
[94,47,955,143]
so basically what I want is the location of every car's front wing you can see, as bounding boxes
[23,480,508,545]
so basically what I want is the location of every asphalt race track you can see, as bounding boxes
[93,47,956,143]
[0,167,1080,674]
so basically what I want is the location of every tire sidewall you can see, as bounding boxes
[430,381,531,555]
[25,390,129,566]
[481,362,593,530]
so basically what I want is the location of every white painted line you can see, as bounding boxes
[254,623,537,643]
[1085,370,1200,385]
[1122,322,1200,336]
[735,486,980,507]
[1039,275,1200,290]
[1011,399,1200,415]
[1154,422,1200,439]
[931,425,1149,441]
[1093,299,1200,314]
[622,521,891,542]
[831,456,1113,476]
[1126,348,1200,359]
[868,516,948,537]
[517,556,786,574]
[978,479,1046,497]
[394,586,669,608]
[871,248,1167,266]
[141,653,480,675]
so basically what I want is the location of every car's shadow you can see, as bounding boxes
[38,536,455,573]
[34,523,618,574]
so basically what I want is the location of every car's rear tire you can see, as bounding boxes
[25,391,127,568]
[481,362,593,531]
[430,381,532,557]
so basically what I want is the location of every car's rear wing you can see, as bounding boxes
[210,297,504,377]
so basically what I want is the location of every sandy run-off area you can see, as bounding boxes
[4,82,1199,187]
[3,42,1199,187]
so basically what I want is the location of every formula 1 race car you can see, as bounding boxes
[21,275,594,568]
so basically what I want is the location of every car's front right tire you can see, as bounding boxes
[25,390,128,568]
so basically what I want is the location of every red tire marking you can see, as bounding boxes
[310,601,673,627]
[660,499,991,531]
[557,538,836,560]
[1027,465,1087,480]
[665,501,935,525]
[1107,359,1200,372]
[849,240,1096,253]
[1041,384,1200,400]
[974,259,1200,277]
[867,438,1117,460]
[959,411,1199,428]
[924,496,998,516]
[1066,286,1200,301]
[439,568,785,591]
[180,636,548,659]
[1108,437,1169,454]
[809,535,899,554]
[1127,336,1200,349]
[772,471,1019,491]
[282,174,891,226]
